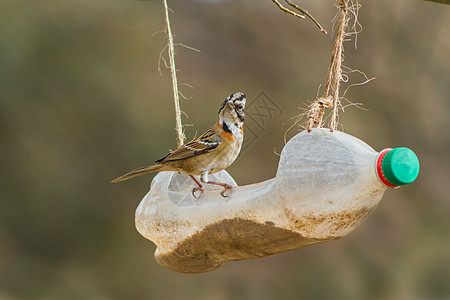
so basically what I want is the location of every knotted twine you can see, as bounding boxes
[307,0,353,132]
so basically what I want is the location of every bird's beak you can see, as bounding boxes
[226,102,234,109]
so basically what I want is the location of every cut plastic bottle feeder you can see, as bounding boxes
[135,128,420,273]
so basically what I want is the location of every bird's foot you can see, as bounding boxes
[219,183,233,198]
[192,187,204,198]
[200,180,233,198]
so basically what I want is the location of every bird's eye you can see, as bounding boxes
[236,104,243,111]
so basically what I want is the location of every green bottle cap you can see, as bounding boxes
[381,147,419,186]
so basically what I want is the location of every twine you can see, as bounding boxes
[163,0,185,147]
[328,0,349,131]
[306,0,352,132]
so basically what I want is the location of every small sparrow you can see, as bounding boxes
[112,92,246,197]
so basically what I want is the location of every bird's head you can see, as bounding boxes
[218,92,246,125]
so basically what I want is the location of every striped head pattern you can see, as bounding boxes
[218,92,246,124]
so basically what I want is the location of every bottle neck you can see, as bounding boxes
[376,149,398,188]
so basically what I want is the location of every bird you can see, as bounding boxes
[112,92,246,197]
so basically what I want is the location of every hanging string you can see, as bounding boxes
[163,0,185,147]
[305,0,352,132]
[327,0,349,131]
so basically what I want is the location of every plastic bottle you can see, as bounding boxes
[135,128,419,273]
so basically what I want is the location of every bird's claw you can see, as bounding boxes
[192,187,204,198]
[192,184,233,198]
[220,184,233,198]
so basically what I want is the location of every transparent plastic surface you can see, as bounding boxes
[166,171,237,207]
[135,128,388,273]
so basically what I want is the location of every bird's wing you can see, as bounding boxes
[156,128,221,163]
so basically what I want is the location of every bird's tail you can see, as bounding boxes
[111,164,164,183]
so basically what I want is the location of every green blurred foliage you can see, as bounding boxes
[0,0,449,299]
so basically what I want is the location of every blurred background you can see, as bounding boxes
[1,0,449,299]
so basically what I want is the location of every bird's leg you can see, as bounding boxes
[189,175,204,198]
[200,172,233,198]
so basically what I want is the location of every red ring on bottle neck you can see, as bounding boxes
[377,149,399,188]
